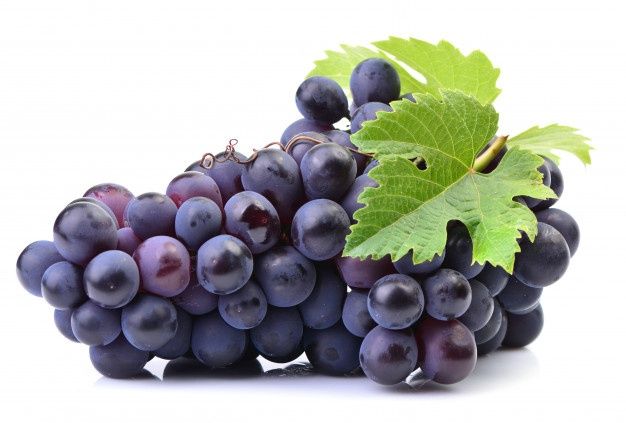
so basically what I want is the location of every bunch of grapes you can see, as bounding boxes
[16,57,579,387]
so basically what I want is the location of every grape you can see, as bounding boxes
[350,58,400,106]
[116,227,141,255]
[254,245,316,307]
[125,192,178,240]
[458,280,494,331]
[133,236,190,297]
[291,199,350,261]
[415,318,477,384]
[175,197,222,251]
[250,307,303,361]
[535,208,580,256]
[192,312,247,368]
[301,143,357,200]
[280,118,333,145]
[514,222,570,288]
[392,251,445,276]
[287,131,330,166]
[121,294,178,351]
[359,326,418,385]
[502,304,544,348]
[241,148,304,222]
[224,191,281,254]
[363,159,378,174]
[196,235,253,295]
[324,129,368,173]
[350,102,392,133]
[187,151,246,203]
[298,263,346,329]
[296,76,349,124]
[166,171,223,209]
[442,224,484,279]
[84,250,140,309]
[304,322,361,375]
[342,289,375,337]
[476,307,508,356]
[41,261,86,309]
[475,264,509,297]
[423,269,472,321]
[17,241,65,296]
[479,137,508,174]
[54,308,78,342]
[53,201,118,266]
[368,274,424,330]
[68,197,118,229]
[89,335,150,379]
[522,162,552,209]
[172,273,218,315]
[340,174,378,221]
[474,300,504,344]
[400,93,416,102]
[71,301,121,346]
[335,254,394,289]
[497,275,542,314]
[154,308,192,360]
[534,157,564,210]
[84,183,134,228]
[218,280,267,330]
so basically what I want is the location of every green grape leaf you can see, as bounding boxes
[308,37,501,104]
[345,91,556,273]
[507,124,592,165]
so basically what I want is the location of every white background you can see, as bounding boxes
[0,0,624,421]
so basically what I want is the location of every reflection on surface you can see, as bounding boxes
[162,358,264,380]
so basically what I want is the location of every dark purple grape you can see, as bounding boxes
[363,159,378,174]
[296,76,349,124]
[458,280,494,331]
[71,301,121,346]
[241,148,304,223]
[474,300,504,344]
[84,250,139,309]
[298,263,346,329]
[84,183,134,228]
[172,274,218,315]
[350,102,392,133]
[442,224,484,279]
[301,143,357,201]
[89,335,150,378]
[53,201,118,266]
[41,261,86,309]
[187,151,246,203]
[359,326,418,385]
[116,227,141,256]
[400,93,416,102]
[368,274,424,330]
[250,307,303,362]
[121,294,178,351]
[218,280,267,330]
[287,131,330,166]
[476,306,508,356]
[534,157,564,210]
[350,58,400,106]
[133,236,190,297]
[475,264,509,297]
[335,254,394,289]
[423,269,472,321]
[514,222,570,288]
[339,174,378,221]
[535,208,580,256]
[166,171,223,209]
[415,318,477,384]
[324,129,368,173]
[224,191,281,254]
[196,235,253,295]
[154,308,192,360]
[191,312,247,368]
[522,162,552,209]
[497,275,542,314]
[254,245,316,307]
[280,118,333,145]
[502,304,544,348]
[342,289,376,337]
[392,251,445,276]
[126,192,178,240]
[291,199,350,261]
[54,308,78,342]
[68,197,118,229]
[304,322,361,375]
[175,197,222,251]
[16,240,64,296]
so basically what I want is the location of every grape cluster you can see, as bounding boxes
[16,58,579,387]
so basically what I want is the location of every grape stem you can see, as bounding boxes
[473,135,509,173]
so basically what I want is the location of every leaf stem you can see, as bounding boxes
[473,135,508,172]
